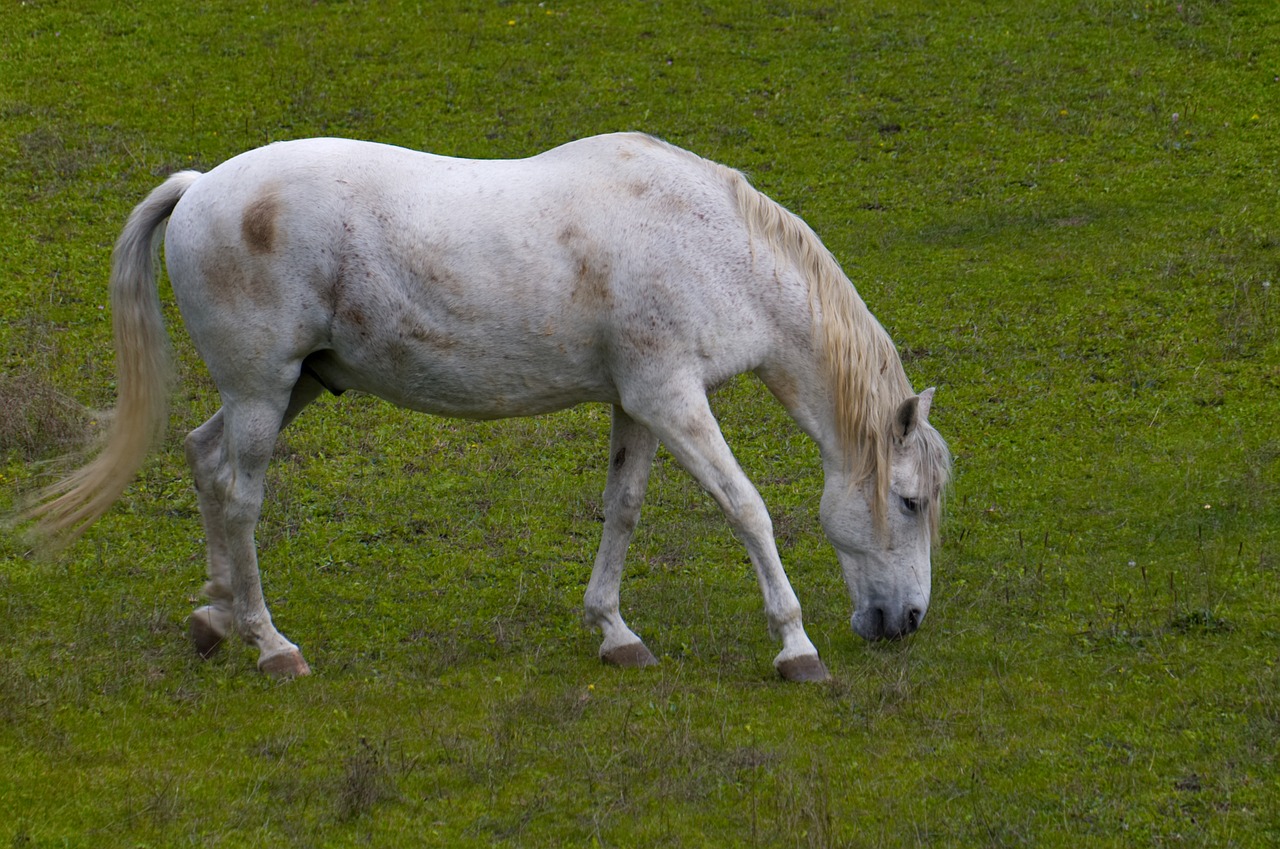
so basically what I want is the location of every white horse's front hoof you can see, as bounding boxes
[775,653,830,683]
[601,641,658,668]
[258,648,311,679]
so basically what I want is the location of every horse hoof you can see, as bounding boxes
[189,608,225,659]
[776,654,830,683]
[601,642,659,668]
[259,649,311,679]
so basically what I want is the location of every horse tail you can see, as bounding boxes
[24,171,201,550]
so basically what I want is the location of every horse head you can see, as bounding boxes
[821,388,951,641]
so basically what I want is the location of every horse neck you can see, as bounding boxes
[761,273,910,448]
[728,170,910,457]
[756,269,913,536]
[727,165,912,515]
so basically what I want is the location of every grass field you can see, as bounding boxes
[2,0,1278,846]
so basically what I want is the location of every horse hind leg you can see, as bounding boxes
[583,406,660,668]
[186,372,324,675]
[186,408,233,658]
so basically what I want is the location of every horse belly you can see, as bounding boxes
[313,307,618,419]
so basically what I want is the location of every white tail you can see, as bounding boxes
[24,171,201,548]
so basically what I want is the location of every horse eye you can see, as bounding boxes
[899,496,922,514]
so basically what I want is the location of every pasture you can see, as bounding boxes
[1,0,1277,845]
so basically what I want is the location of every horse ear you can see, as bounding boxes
[894,395,920,441]
[918,387,935,422]
[893,388,935,440]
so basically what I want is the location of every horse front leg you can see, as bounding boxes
[626,386,829,682]
[583,406,660,667]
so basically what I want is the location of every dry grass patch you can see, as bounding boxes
[0,368,90,461]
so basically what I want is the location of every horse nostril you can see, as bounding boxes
[906,607,923,633]
[870,607,886,639]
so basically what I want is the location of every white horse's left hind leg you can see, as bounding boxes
[186,373,323,677]
[584,406,660,667]
[186,409,233,659]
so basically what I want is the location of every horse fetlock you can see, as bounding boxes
[580,598,614,629]
[765,603,805,642]
[201,580,233,603]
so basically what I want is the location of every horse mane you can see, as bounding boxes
[717,161,930,530]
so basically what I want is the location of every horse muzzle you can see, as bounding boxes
[852,603,926,641]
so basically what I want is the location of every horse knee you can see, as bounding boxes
[603,500,641,534]
[604,483,645,528]
[721,495,773,542]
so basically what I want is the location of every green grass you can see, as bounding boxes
[3,0,1278,845]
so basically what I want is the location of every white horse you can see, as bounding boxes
[27,133,950,682]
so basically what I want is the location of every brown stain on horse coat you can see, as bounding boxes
[573,256,613,308]
[557,223,613,309]
[197,190,285,308]
[241,192,280,255]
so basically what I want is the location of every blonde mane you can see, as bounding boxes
[721,165,917,527]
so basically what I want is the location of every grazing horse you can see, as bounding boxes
[26,133,950,681]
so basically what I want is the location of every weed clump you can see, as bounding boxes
[337,737,411,820]
[1167,609,1234,636]
[0,369,89,460]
